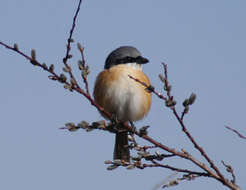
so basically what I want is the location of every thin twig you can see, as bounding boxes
[162,173,203,189]
[128,75,167,101]
[162,63,172,98]
[225,126,246,140]
[181,110,186,120]
[61,0,84,94]
[221,160,236,184]
[148,160,209,177]
[63,0,82,66]
[78,44,90,95]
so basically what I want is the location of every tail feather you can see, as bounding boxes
[113,131,130,162]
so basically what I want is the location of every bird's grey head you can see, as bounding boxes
[104,46,149,69]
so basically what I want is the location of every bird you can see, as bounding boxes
[93,46,152,162]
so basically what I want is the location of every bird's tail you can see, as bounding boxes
[113,130,130,162]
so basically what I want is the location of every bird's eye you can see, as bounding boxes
[115,56,135,64]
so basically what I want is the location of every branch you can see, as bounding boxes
[1,39,240,189]
[162,63,227,182]
[128,63,240,190]
[0,40,111,120]
[61,0,90,97]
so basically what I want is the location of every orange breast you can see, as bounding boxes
[93,65,152,122]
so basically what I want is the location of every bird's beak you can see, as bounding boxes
[137,56,149,64]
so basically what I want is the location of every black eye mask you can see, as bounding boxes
[105,56,149,69]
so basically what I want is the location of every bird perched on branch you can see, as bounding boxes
[93,46,152,162]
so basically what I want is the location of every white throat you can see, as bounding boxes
[125,62,142,70]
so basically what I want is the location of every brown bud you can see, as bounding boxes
[49,64,54,72]
[59,74,67,83]
[31,49,36,60]
[158,74,166,83]
[188,93,196,105]
[13,43,19,51]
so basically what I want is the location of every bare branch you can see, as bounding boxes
[63,0,82,66]
[161,63,227,182]
[149,160,209,177]
[128,63,240,190]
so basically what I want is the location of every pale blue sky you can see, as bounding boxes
[1,1,246,190]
